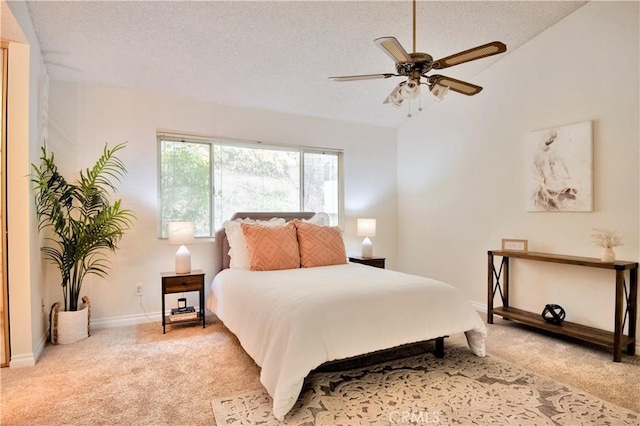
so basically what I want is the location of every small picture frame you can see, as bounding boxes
[501,239,528,252]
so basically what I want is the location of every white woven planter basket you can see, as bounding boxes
[50,297,91,345]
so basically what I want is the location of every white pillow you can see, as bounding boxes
[304,212,330,226]
[223,218,253,270]
[223,217,285,270]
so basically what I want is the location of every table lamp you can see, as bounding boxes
[168,221,195,274]
[357,218,376,258]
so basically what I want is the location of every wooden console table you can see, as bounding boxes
[487,250,638,362]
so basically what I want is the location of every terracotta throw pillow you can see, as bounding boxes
[295,221,347,268]
[224,217,285,270]
[241,222,300,271]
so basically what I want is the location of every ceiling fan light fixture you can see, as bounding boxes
[430,83,449,101]
[400,79,420,99]
[385,84,405,107]
[330,0,506,116]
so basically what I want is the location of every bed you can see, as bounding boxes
[206,212,487,420]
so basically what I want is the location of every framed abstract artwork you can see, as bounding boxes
[524,121,593,212]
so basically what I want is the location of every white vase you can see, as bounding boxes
[600,247,615,263]
[54,306,90,344]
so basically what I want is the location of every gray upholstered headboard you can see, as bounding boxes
[212,212,316,277]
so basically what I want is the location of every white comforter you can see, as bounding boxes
[207,263,486,420]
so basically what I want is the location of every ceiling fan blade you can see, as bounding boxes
[329,73,396,82]
[429,75,483,96]
[374,37,413,63]
[432,41,507,69]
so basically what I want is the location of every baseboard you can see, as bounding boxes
[10,342,42,368]
[9,331,47,368]
[470,300,487,314]
[34,331,47,361]
[10,353,36,368]
[91,305,207,329]
[91,311,163,329]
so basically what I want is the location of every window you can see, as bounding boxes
[158,134,342,237]
[159,140,212,237]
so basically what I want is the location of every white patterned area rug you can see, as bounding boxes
[211,346,638,426]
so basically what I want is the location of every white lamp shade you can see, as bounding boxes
[168,222,195,245]
[386,85,404,107]
[357,218,376,238]
[430,83,449,101]
[400,79,420,99]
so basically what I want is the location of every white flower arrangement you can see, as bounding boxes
[591,228,623,249]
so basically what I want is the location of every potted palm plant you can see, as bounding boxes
[31,143,135,344]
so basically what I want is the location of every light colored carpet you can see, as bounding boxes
[1,313,638,425]
[212,346,638,425]
[1,318,263,425]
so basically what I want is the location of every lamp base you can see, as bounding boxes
[361,237,373,258]
[175,245,191,274]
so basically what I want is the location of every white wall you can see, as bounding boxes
[13,0,638,360]
[397,1,639,334]
[3,0,49,367]
[47,82,397,325]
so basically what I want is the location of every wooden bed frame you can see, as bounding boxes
[212,212,446,362]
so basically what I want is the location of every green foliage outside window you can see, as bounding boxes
[159,136,341,237]
[160,141,211,237]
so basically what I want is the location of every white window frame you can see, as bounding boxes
[157,132,344,238]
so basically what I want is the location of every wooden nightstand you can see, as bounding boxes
[161,269,205,334]
[348,256,386,269]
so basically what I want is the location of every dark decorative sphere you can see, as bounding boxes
[541,304,566,325]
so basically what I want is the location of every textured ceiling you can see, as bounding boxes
[25,1,586,128]
[1,1,27,43]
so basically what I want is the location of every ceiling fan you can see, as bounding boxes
[329,0,507,110]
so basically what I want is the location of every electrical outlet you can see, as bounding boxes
[135,285,143,297]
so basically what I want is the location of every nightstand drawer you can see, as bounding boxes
[163,274,203,293]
